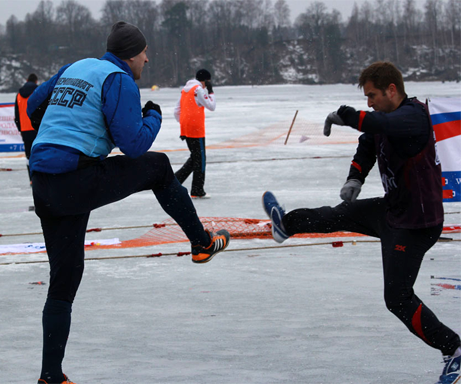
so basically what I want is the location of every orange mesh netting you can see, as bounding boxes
[95,217,367,251]
[1,218,458,255]
[95,218,460,251]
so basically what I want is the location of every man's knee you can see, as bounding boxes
[140,152,175,189]
[47,280,81,303]
[47,257,85,303]
[384,287,414,315]
[143,151,171,167]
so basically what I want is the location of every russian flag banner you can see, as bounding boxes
[429,98,461,202]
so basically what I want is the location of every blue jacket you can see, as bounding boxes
[28,52,162,174]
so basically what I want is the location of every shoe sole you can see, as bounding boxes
[192,236,229,264]
[439,376,461,384]
[270,207,288,243]
[262,191,288,243]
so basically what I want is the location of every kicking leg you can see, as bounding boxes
[262,193,384,243]
[381,224,460,355]
[154,177,209,247]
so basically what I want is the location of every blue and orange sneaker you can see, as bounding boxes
[38,373,76,384]
[437,354,461,383]
[262,191,289,243]
[192,229,230,263]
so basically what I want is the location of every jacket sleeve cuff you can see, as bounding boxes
[144,109,162,121]
[337,106,360,129]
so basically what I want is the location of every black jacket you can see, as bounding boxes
[14,81,38,131]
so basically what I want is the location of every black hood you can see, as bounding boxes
[19,81,38,98]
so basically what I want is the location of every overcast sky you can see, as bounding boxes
[0,0,426,25]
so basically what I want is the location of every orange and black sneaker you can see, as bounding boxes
[192,229,230,263]
[191,193,211,199]
[38,373,76,384]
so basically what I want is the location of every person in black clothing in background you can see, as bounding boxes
[14,73,38,184]
[263,62,460,383]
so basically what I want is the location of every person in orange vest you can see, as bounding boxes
[14,73,39,183]
[174,69,216,199]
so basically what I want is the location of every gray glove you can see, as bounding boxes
[340,179,362,202]
[324,111,345,137]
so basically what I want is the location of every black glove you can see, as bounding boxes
[337,105,357,123]
[142,101,162,117]
[205,80,213,94]
[180,135,186,141]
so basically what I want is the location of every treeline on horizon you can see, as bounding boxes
[0,0,460,90]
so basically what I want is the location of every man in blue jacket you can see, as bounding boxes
[28,21,230,384]
[263,62,460,383]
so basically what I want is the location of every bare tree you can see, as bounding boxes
[402,0,417,47]
[425,0,443,67]
[387,0,402,65]
[0,0,459,89]
[100,0,131,27]
[27,0,55,45]
[4,15,22,53]
[444,0,460,49]
[296,1,328,77]
[56,0,95,51]
[185,0,209,55]
[274,0,290,28]
[161,1,191,84]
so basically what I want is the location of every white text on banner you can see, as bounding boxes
[0,103,24,152]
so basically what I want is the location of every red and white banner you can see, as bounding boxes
[429,98,461,202]
[0,103,24,152]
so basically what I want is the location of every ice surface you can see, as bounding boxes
[0,82,460,383]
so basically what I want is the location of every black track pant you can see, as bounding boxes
[283,197,460,356]
[32,152,210,382]
[21,130,37,181]
[175,137,206,196]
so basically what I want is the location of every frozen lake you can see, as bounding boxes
[0,82,460,383]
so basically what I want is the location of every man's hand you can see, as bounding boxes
[205,80,213,94]
[142,101,162,117]
[340,179,362,202]
[323,111,345,137]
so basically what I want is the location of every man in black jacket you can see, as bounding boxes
[14,73,38,183]
[263,62,460,383]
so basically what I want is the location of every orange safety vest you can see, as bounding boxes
[16,94,34,132]
[179,85,205,138]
